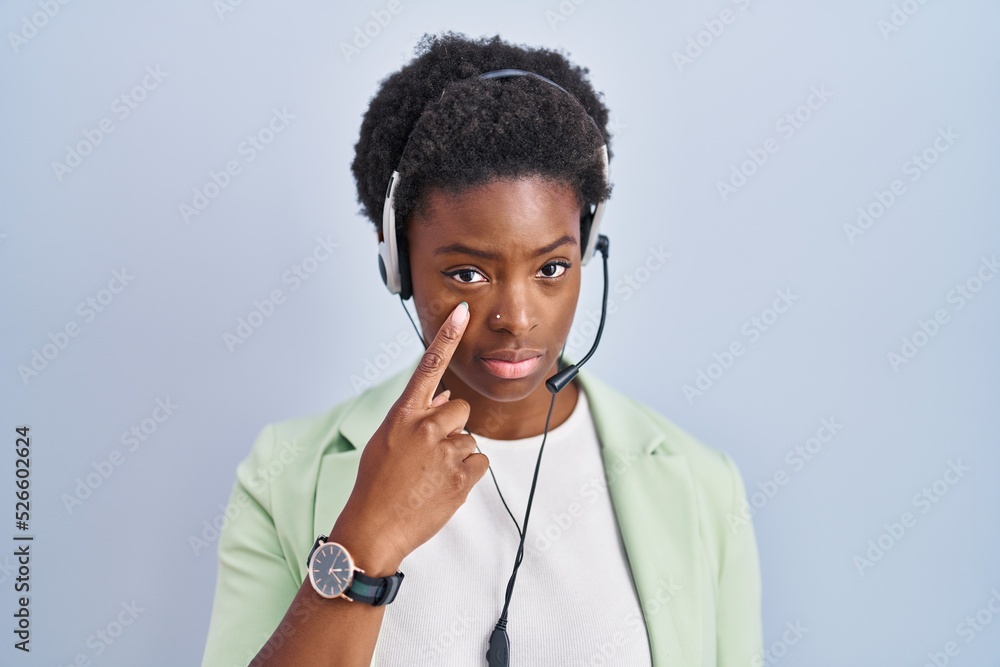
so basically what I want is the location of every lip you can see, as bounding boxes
[479,350,544,380]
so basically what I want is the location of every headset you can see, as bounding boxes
[375,68,612,666]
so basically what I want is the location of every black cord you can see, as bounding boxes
[497,383,557,621]
[484,375,558,667]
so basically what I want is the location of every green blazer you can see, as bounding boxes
[200,359,763,667]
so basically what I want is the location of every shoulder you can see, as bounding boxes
[643,394,747,511]
[636,398,746,497]
[625,393,753,567]
[580,368,743,485]
[579,369,748,530]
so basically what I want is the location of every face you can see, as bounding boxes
[405,176,583,402]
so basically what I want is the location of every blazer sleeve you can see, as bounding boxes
[715,452,765,667]
[200,424,302,667]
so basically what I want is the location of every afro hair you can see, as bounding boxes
[350,31,614,244]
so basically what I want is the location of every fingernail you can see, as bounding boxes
[450,301,469,325]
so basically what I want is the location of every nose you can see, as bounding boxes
[486,281,537,336]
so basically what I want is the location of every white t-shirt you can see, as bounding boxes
[372,387,653,666]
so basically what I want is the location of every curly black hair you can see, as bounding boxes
[350,31,614,243]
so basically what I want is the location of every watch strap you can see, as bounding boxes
[306,534,404,606]
[347,569,405,606]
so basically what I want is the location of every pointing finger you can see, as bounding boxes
[399,301,469,410]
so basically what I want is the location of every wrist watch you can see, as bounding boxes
[306,534,404,606]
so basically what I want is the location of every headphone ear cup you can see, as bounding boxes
[378,240,401,294]
[398,236,413,301]
[377,241,390,288]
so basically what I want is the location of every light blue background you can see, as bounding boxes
[2,1,998,665]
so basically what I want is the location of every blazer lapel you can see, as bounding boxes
[310,359,706,667]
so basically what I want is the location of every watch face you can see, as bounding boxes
[309,542,354,599]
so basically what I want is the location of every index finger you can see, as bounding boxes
[398,301,469,410]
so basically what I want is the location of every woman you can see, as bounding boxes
[200,31,763,667]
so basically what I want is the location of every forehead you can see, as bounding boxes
[408,177,583,253]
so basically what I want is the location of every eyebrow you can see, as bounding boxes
[434,234,577,260]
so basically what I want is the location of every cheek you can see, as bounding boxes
[409,269,442,314]
[558,305,579,340]
[558,277,583,329]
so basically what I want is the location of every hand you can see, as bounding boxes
[330,301,489,573]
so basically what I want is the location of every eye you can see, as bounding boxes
[538,260,571,279]
[444,268,488,285]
